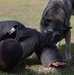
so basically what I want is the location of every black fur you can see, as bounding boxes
[0,20,63,70]
[40,0,73,59]
[1,39,23,70]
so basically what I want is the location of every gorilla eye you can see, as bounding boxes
[45,19,52,26]
[54,31,61,36]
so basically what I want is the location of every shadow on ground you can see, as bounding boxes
[59,43,74,59]
[0,43,74,75]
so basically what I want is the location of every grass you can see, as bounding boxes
[0,0,74,75]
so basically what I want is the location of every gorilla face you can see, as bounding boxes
[43,20,65,44]
[44,27,64,44]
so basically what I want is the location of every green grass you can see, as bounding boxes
[0,0,74,75]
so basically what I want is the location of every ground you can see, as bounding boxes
[0,0,74,75]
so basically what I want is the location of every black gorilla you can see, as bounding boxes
[0,20,63,70]
[40,0,73,59]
